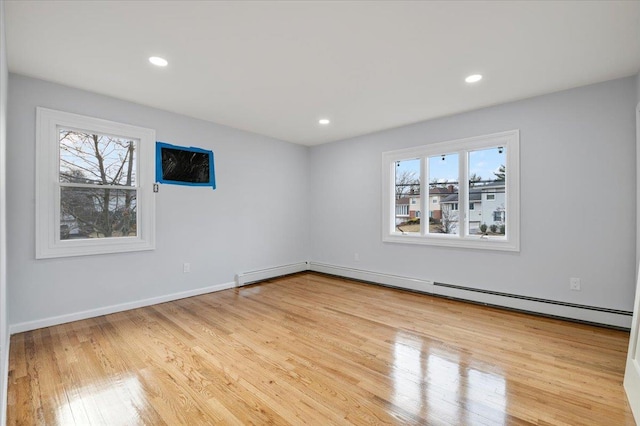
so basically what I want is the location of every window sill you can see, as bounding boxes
[36,237,155,259]
[382,232,519,252]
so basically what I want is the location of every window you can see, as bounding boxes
[36,108,156,258]
[382,130,519,251]
[396,204,409,216]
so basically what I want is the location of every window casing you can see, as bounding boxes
[36,108,156,258]
[382,130,519,251]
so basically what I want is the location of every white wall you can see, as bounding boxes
[637,71,640,271]
[0,0,8,422]
[7,74,309,328]
[310,76,637,313]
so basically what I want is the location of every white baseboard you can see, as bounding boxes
[308,262,633,329]
[235,262,309,287]
[310,262,434,292]
[9,281,236,334]
[10,260,308,335]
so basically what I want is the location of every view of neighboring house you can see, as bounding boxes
[394,187,422,224]
[440,181,505,234]
[394,181,506,234]
[394,195,422,223]
[395,197,411,224]
[409,195,420,219]
[428,186,456,220]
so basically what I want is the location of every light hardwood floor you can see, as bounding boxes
[7,272,636,425]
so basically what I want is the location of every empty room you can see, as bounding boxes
[1,1,640,424]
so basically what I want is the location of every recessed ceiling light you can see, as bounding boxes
[149,56,168,67]
[318,119,330,125]
[465,74,482,83]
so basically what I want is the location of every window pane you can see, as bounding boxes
[59,129,137,186]
[60,188,137,239]
[428,154,459,235]
[395,158,420,234]
[468,147,506,237]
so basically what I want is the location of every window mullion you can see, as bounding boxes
[458,150,468,238]
[420,157,426,236]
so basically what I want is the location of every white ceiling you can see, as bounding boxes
[5,1,640,146]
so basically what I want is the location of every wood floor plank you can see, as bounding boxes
[7,272,636,425]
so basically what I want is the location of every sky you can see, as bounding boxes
[396,146,505,185]
[59,129,137,185]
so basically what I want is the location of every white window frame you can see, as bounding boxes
[36,107,156,259]
[382,130,519,251]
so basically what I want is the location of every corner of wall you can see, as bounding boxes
[0,0,9,423]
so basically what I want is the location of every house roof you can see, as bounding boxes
[441,192,481,203]
[476,181,506,189]
[428,187,456,195]
[440,182,505,203]
[397,181,506,204]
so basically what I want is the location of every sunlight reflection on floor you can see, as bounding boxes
[56,375,146,425]
[392,332,507,424]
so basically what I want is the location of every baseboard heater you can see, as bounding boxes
[235,262,309,287]
[308,262,633,329]
[434,281,632,316]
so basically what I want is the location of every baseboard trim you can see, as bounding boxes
[235,262,309,286]
[9,281,236,334]
[310,262,433,292]
[9,261,310,334]
[308,262,633,329]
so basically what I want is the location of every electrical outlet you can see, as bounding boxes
[183,263,191,273]
[354,253,360,262]
[570,277,581,291]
